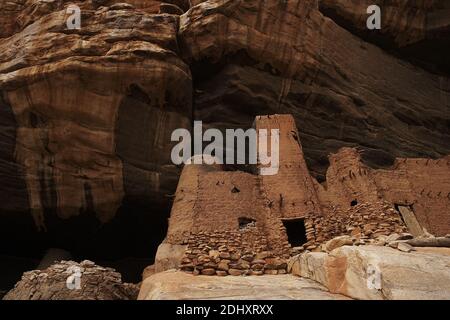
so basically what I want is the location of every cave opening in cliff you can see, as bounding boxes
[282,218,307,247]
[0,200,170,293]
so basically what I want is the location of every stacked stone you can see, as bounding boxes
[346,202,408,238]
[179,226,288,276]
[275,222,295,257]
[295,201,408,254]
[2,260,139,300]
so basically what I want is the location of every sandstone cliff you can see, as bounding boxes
[0,0,448,287]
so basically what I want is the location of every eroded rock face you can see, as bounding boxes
[319,0,450,74]
[0,1,191,229]
[180,0,450,180]
[0,0,193,285]
[3,260,139,300]
[320,0,449,45]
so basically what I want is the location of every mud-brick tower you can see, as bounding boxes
[255,115,322,219]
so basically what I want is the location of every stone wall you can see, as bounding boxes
[302,201,408,251]
[178,225,289,276]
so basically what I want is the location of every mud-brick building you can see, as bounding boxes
[157,114,450,273]
[165,114,324,256]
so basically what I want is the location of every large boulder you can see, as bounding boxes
[3,260,139,300]
[289,245,450,300]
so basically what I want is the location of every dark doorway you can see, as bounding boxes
[282,218,307,247]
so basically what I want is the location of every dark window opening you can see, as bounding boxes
[231,186,240,193]
[350,200,358,206]
[29,112,46,128]
[239,217,256,229]
[282,219,307,247]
